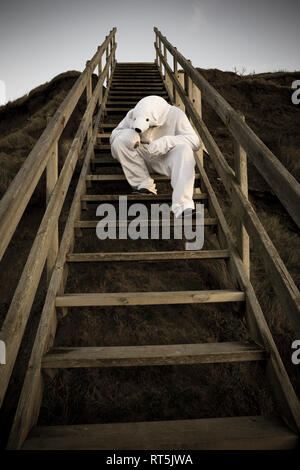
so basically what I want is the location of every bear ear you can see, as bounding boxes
[128,110,134,119]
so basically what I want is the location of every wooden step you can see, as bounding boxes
[74,218,217,228]
[90,157,120,165]
[106,101,169,107]
[115,66,158,70]
[114,66,159,69]
[22,416,298,450]
[107,97,147,101]
[106,101,154,105]
[85,173,201,181]
[41,341,267,369]
[55,290,245,307]
[109,91,168,95]
[113,73,159,76]
[97,133,111,138]
[106,99,154,104]
[66,249,230,262]
[81,192,207,201]
[112,78,162,82]
[116,62,157,64]
[110,87,165,91]
[94,144,111,150]
[105,107,131,112]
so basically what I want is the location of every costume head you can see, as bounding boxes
[128,95,171,134]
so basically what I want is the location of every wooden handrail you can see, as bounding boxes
[154,27,300,230]
[7,73,116,449]
[0,28,117,262]
[0,32,116,407]
[154,30,300,337]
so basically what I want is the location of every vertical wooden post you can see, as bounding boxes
[233,113,250,278]
[112,33,116,67]
[97,52,103,107]
[185,60,193,120]
[86,60,93,143]
[155,34,159,65]
[176,71,185,111]
[192,82,204,169]
[46,117,59,284]
[173,51,178,104]
[163,44,172,99]
[163,43,167,80]
[158,37,162,75]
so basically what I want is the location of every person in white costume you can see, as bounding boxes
[110,95,201,217]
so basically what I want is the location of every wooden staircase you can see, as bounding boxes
[1,29,299,450]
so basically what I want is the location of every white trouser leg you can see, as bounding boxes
[111,129,157,194]
[148,143,196,217]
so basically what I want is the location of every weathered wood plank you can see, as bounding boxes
[66,249,230,262]
[97,132,111,137]
[55,290,245,307]
[46,142,59,284]
[23,416,298,450]
[105,107,132,111]
[85,173,201,181]
[74,217,217,228]
[81,192,207,201]
[233,113,250,278]
[109,90,168,95]
[42,341,266,368]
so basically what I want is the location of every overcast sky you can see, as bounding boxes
[0,0,299,103]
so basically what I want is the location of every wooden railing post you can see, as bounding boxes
[163,43,172,99]
[192,83,203,165]
[106,40,110,82]
[163,43,167,79]
[46,116,58,284]
[112,32,116,67]
[86,60,93,143]
[158,37,162,75]
[175,71,185,111]
[172,52,178,103]
[233,113,250,277]
[185,60,193,116]
[155,33,159,65]
[97,51,103,107]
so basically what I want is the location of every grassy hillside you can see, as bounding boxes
[0,71,99,201]
[0,68,299,444]
[198,69,300,190]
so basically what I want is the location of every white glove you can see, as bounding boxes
[136,143,151,158]
[147,136,176,157]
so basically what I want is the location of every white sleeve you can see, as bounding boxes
[148,109,201,156]
[172,109,201,151]
[109,112,132,145]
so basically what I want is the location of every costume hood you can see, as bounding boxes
[128,95,171,133]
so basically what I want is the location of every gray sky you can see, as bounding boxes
[0,0,299,103]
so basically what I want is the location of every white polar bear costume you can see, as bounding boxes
[110,95,201,217]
